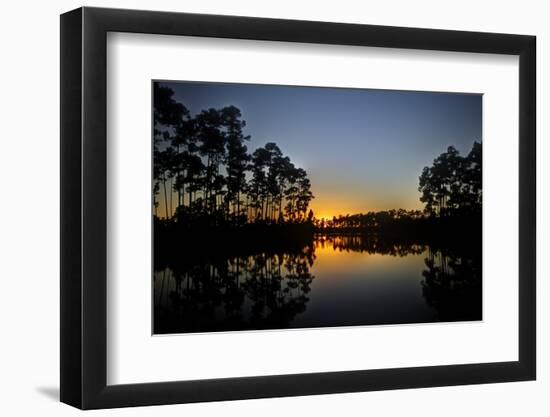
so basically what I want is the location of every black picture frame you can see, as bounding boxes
[60,6,536,410]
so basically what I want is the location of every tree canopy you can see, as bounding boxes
[153,85,314,226]
[418,142,482,216]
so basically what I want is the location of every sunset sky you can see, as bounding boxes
[158,81,482,219]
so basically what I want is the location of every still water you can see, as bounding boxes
[154,235,481,334]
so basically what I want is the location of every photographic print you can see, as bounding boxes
[153,81,482,335]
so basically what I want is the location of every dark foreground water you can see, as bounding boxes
[154,235,481,334]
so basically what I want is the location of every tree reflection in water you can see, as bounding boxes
[154,236,481,334]
[154,247,315,334]
[421,249,482,322]
[316,234,426,257]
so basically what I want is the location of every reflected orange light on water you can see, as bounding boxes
[312,237,425,276]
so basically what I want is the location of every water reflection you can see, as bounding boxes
[155,248,316,333]
[421,250,482,322]
[154,235,481,334]
[316,235,426,256]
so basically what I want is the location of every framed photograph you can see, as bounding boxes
[60,6,536,409]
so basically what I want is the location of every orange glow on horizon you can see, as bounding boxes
[309,198,423,221]
[154,180,425,220]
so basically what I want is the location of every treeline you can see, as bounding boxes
[154,82,481,240]
[154,84,314,227]
[315,209,425,231]
[316,142,482,236]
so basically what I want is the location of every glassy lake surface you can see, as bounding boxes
[153,235,481,334]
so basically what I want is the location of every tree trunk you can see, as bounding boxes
[237,189,240,220]
[162,178,169,219]
[168,178,173,217]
